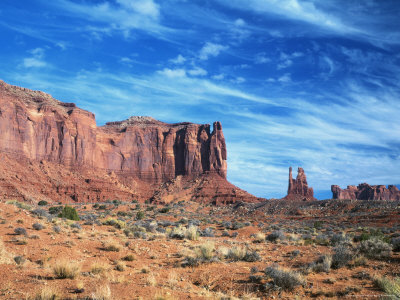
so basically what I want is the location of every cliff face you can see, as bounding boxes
[0,80,258,204]
[332,183,400,201]
[0,80,226,182]
[284,167,315,201]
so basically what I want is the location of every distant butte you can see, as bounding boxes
[0,80,262,205]
[332,183,400,201]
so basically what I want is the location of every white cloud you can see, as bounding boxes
[21,48,47,68]
[199,42,228,60]
[116,0,160,19]
[234,18,246,27]
[188,67,207,76]
[52,0,168,39]
[169,54,186,64]
[255,52,270,64]
[157,68,186,78]
[216,0,357,34]
[231,77,246,84]
[212,73,225,80]
[278,73,291,82]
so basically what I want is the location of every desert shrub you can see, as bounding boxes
[32,223,44,231]
[33,285,60,300]
[32,209,50,218]
[391,237,400,252]
[14,255,26,265]
[221,230,230,237]
[52,260,80,279]
[200,227,215,237]
[38,200,48,206]
[266,230,285,242]
[253,232,266,243]
[374,276,400,298]
[314,234,330,246]
[90,262,108,275]
[265,266,306,291]
[226,246,261,262]
[58,206,79,221]
[196,242,215,261]
[122,254,135,261]
[53,226,61,234]
[102,218,126,229]
[330,233,351,246]
[185,226,199,240]
[7,200,31,210]
[91,284,111,300]
[115,261,126,271]
[136,211,145,220]
[232,222,245,230]
[159,207,170,213]
[144,221,158,233]
[169,225,198,240]
[310,255,332,273]
[14,227,27,235]
[70,223,81,230]
[331,244,355,269]
[358,238,392,259]
[48,206,63,215]
[313,221,323,229]
[231,232,239,238]
[103,243,120,252]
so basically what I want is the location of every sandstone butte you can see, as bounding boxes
[0,80,262,205]
[283,167,316,201]
[331,183,400,201]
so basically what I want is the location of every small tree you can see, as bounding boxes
[59,206,80,221]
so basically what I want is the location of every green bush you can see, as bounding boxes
[58,206,80,221]
[49,206,63,215]
[38,200,48,206]
[136,211,145,220]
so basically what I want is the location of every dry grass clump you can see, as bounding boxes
[265,266,306,291]
[374,276,400,298]
[167,271,178,288]
[91,284,112,300]
[225,246,260,262]
[253,232,266,243]
[0,237,12,264]
[90,261,109,275]
[52,260,80,279]
[309,255,332,273]
[33,285,59,300]
[195,241,215,260]
[146,273,157,287]
[102,242,121,252]
[115,261,126,271]
[169,225,199,240]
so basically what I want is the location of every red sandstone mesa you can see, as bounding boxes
[0,80,258,204]
[331,183,400,201]
[284,167,315,201]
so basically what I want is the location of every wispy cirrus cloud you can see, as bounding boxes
[21,48,48,68]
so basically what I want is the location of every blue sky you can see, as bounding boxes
[1,0,400,199]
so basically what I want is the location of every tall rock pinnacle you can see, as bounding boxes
[284,167,315,201]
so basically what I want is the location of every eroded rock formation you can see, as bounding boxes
[284,167,315,201]
[331,183,400,200]
[0,80,259,204]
